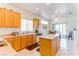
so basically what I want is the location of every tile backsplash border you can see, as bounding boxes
[0,28,21,36]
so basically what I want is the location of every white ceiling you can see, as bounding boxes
[8,3,76,20]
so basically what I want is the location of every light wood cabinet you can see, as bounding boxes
[33,18,40,28]
[5,9,14,27]
[27,35,33,46]
[1,8,5,27]
[8,11,15,27]
[21,35,27,49]
[5,8,9,27]
[6,37,14,47]
[5,34,37,51]
[14,12,21,28]
[0,8,2,27]
[13,36,21,51]
[0,8,21,28]
[39,37,60,56]
[32,34,37,44]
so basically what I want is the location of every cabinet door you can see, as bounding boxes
[5,9,9,27]
[6,37,14,48]
[8,11,15,27]
[13,36,21,51]
[0,8,2,27]
[1,8,5,27]
[14,12,21,28]
[40,38,57,56]
[40,39,52,56]
[27,35,33,46]
[33,18,40,28]
[4,9,14,28]
[21,35,27,49]
[32,34,37,44]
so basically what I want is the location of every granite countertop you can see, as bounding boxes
[0,33,36,39]
[39,34,59,40]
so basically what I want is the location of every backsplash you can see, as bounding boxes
[0,28,21,36]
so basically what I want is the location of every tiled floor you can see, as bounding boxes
[0,38,77,56]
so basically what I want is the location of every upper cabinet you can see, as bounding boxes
[0,8,21,28]
[14,12,21,28]
[1,8,5,27]
[33,18,40,28]
[0,8,2,27]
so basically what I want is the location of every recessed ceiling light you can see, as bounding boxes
[54,18,58,21]
[46,3,50,6]
[36,8,39,11]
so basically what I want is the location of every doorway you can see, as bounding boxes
[53,24,67,38]
[53,24,67,49]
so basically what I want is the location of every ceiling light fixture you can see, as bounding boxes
[46,3,50,6]
[54,18,58,22]
[36,8,39,11]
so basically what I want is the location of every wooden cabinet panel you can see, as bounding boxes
[32,34,37,44]
[21,35,27,49]
[4,8,8,27]
[40,37,60,56]
[7,11,15,27]
[14,12,21,28]
[33,18,40,28]
[1,8,5,27]
[0,8,21,28]
[40,38,53,56]
[13,36,21,51]
[27,35,33,46]
[6,34,37,51]
[4,9,11,28]
[6,37,14,47]
[0,8,2,27]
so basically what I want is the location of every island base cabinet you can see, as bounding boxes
[40,37,60,56]
[6,37,14,48]
[13,36,21,51]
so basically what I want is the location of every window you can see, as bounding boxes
[53,24,67,37]
[41,20,48,29]
[21,19,33,31]
[40,20,48,34]
[41,20,48,24]
[27,20,33,31]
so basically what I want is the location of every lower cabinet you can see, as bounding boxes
[32,34,37,44]
[27,35,33,46]
[13,36,21,51]
[6,37,14,48]
[39,37,60,56]
[5,34,37,51]
[21,35,27,49]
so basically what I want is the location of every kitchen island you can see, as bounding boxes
[4,33,37,51]
[39,34,60,56]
